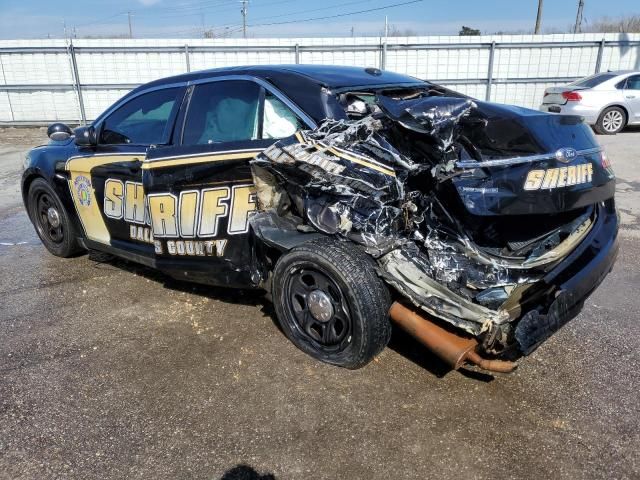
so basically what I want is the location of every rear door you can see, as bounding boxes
[623,74,640,123]
[142,76,312,287]
[66,85,185,260]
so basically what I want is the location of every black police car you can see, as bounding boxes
[22,65,618,373]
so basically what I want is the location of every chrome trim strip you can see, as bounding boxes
[145,147,264,163]
[455,146,602,169]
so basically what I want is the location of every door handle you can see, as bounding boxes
[626,95,636,99]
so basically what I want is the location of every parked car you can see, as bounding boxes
[540,70,640,134]
[22,65,618,374]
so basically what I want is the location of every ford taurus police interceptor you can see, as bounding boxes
[22,65,618,374]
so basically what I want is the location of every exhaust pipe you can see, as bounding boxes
[389,302,517,374]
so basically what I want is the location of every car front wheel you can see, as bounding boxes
[272,238,392,369]
[27,178,83,257]
[594,106,626,135]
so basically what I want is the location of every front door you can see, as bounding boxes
[66,86,185,261]
[142,78,310,287]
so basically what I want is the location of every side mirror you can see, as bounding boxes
[74,125,97,146]
[47,122,72,141]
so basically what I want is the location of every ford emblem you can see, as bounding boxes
[555,147,578,163]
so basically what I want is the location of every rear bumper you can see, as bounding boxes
[539,103,600,124]
[512,199,619,354]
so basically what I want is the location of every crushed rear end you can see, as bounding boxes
[249,90,618,370]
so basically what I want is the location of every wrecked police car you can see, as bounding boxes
[23,65,618,373]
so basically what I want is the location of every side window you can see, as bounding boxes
[183,80,261,145]
[625,75,640,90]
[100,87,180,145]
[262,91,306,139]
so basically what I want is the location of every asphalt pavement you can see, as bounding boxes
[0,127,639,480]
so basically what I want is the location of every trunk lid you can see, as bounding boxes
[453,104,615,216]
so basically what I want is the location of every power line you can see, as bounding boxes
[211,0,372,31]
[248,0,424,28]
[75,0,424,39]
[205,0,424,37]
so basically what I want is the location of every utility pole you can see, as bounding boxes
[240,0,248,39]
[384,15,388,40]
[128,11,133,39]
[534,0,544,34]
[574,0,585,33]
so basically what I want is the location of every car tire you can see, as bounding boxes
[27,178,83,258]
[594,106,626,135]
[272,237,392,369]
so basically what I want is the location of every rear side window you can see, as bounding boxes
[262,91,305,139]
[183,80,261,145]
[100,88,180,145]
[626,75,640,90]
[569,73,617,88]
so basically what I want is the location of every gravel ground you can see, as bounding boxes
[0,125,639,480]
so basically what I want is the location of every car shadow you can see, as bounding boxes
[386,327,495,382]
[220,464,276,480]
[88,252,495,380]
[620,125,640,134]
[88,251,264,307]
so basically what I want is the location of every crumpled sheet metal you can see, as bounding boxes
[249,94,584,340]
[376,95,478,153]
[251,118,415,256]
[378,247,508,335]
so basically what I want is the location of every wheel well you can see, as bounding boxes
[600,104,629,126]
[21,173,43,207]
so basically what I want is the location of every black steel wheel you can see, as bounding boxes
[272,238,392,369]
[27,178,82,257]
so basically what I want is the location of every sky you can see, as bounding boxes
[0,0,638,39]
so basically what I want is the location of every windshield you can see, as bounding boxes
[569,73,617,88]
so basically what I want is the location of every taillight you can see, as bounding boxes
[562,91,582,101]
[601,151,612,169]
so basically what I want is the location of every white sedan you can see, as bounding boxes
[540,70,640,134]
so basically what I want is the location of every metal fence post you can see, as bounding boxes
[380,41,387,70]
[294,43,300,64]
[0,53,15,122]
[68,43,87,125]
[485,41,496,102]
[184,44,191,72]
[594,38,606,73]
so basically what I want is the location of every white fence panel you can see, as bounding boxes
[0,33,638,124]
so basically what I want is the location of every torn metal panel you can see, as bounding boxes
[378,247,506,336]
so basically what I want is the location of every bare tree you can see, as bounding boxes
[384,24,417,37]
[581,15,640,33]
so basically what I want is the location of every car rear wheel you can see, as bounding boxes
[272,238,392,369]
[27,178,83,258]
[595,106,626,135]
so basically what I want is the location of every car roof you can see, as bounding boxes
[101,65,427,126]
[142,64,424,90]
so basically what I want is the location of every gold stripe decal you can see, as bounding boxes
[66,155,139,245]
